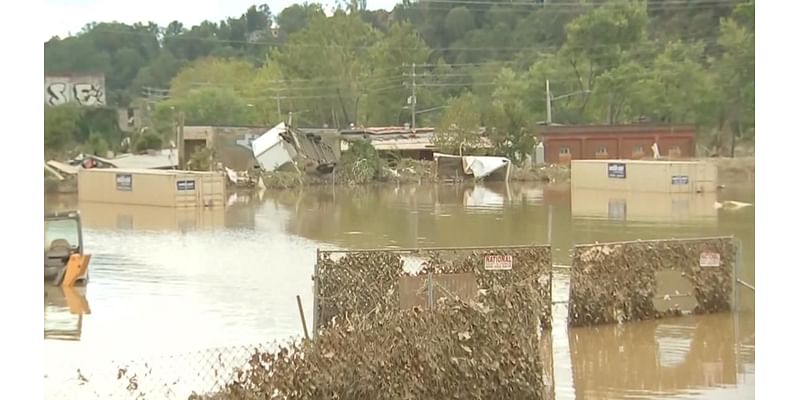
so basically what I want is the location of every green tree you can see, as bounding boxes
[362,22,431,125]
[273,10,380,127]
[277,3,326,36]
[713,10,755,153]
[157,87,256,126]
[485,68,536,164]
[444,7,476,41]
[44,104,82,154]
[169,58,257,97]
[559,1,648,118]
[434,92,484,154]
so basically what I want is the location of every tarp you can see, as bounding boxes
[462,156,511,179]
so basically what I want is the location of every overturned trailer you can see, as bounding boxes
[252,121,338,175]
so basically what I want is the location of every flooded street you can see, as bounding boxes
[44,182,755,399]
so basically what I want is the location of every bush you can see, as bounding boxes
[83,132,110,156]
[337,141,382,184]
[189,147,213,171]
[134,133,163,152]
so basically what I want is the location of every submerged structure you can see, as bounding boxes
[251,120,338,175]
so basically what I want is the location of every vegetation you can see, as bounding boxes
[44,1,755,161]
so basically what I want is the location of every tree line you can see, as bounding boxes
[44,0,755,160]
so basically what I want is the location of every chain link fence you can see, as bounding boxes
[312,245,553,335]
[45,342,286,400]
[568,236,740,327]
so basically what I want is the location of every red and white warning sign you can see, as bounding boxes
[484,255,513,271]
[700,251,721,267]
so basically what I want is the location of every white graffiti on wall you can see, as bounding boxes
[45,75,106,106]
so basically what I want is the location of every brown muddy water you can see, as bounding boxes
[44,182,755,399]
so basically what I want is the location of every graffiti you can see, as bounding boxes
[73,83,104,106]
[45,75,106,106]
[46,83,68,106]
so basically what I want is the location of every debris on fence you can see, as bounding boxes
[568,237,737,327]
[198,290,547,400]
[313,245,553,332]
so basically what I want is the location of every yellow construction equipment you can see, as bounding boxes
[45,211,90,287]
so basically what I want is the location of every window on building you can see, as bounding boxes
[559,147,571,155]
[596,145,608,155]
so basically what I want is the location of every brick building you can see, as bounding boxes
[537,124,696,164]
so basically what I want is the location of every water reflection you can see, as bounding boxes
[568,313,754,399]
[78,201,226,232]
[571,188,718,223]
[42,182,754,400]
[44,286,90,341]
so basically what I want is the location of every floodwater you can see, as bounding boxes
[44,182,755,399]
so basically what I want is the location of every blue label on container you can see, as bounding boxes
[608,163,626,179]
[177,180,196,191]
[115,174,132,191]
[671,176,689,185]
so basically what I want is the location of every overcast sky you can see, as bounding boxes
[43,0,401,41]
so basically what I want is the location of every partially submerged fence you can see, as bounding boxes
[312,244,553,334]
[568,236,741,327]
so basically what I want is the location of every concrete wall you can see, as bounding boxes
[45,74,106,106]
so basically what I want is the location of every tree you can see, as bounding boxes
[362,22,431,125]
[44,104,82,154]
[713,10,755,153]
[277,3,325,36]
[434,92,484,154]
[444,7,476,41]
[157,87,256,126]
[485,68,536,164]
[168,58,257,97]
[558,1,648,118]
[273,10,380,127]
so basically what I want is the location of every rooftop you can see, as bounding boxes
[538,123,696,135]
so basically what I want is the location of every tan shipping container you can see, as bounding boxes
[570,159,717,193]
[78,168,226,208]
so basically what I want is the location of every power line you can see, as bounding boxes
[80,18,743,53]
[412,0,743,8]
[185,75,408,93]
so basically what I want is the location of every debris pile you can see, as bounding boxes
[568,237,737,326]
[196,289,546,400]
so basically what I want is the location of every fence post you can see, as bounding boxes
[312,249,320,337]
[427,272,434,309]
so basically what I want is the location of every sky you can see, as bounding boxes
[43,0,401,42]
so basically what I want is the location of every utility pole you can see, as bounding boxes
[273,90,286,121]
[411,63,417,133]
[175,111,185,170]
[546,79,552,125]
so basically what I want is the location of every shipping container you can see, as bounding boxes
[570,159,717,193]
[78,168,226,208]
